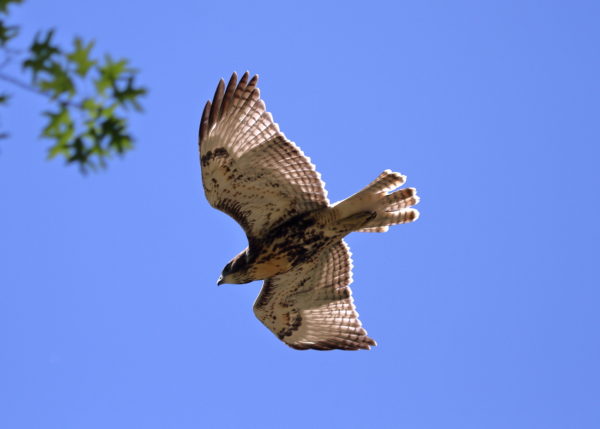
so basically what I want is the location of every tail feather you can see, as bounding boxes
[381,187,419,211]
[333,170,420,233]
[365,170,406,193]
[357,208,419,231]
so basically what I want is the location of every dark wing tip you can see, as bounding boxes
[219,72,238,120]
[248,74,259,90]
[198,100,212,146]
[200,72,256,147]
[239,71,250,88]
[364,337,377,349]
[208,79,226,129]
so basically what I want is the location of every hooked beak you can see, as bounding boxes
[217,275,224,286]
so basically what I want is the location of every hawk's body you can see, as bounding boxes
[199,72,420,350]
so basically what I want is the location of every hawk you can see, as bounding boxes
[199,72,420,350]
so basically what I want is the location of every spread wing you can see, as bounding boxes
[253,240,376,351]
[199,72,329,240]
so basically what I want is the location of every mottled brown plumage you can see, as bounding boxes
[199,72,420,350]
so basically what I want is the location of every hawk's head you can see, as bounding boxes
[217,250,253,285]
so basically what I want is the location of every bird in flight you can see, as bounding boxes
[198,72,420,350]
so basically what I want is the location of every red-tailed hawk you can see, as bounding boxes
[199,72,419,350]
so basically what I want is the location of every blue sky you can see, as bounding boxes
[1,1,599,428]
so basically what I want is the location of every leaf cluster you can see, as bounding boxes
[1,0,147,172]
[0,0,22,46]
[22,31,147,171]
[0,0,23,136]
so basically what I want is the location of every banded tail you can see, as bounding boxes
[333,170,420,233]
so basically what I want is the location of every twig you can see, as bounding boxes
[0,71,40,94]
[0,71,83,109]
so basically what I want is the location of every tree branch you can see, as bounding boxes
[0,71,83,108]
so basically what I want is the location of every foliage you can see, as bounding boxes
[0,0,146,171]
[0,0,21,45]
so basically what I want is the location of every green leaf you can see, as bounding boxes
[36,61,75,98]
[0,0,23,14]
[47,140,71,158]
[22,30,61,80]
[112,76,147,110]
[67,37,96,78]
[43,104,75,158]
[0,20,19,45]
[81,97,98,113]
[95,54,128,95]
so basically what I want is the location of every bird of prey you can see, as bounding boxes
[198,72,419,350]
